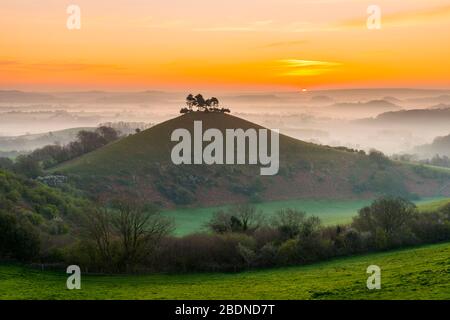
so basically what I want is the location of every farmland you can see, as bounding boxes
[164,197,450,235]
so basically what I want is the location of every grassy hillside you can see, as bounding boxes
[1,241,449,299]
[418,197,450,212]
[51,112,450,207]
[165,197,449,236]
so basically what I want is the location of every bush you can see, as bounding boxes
[207,204,264,234]
[153,233,254,272]
[0,211,40,261]
[352,196,416,248]
[271,208,307,241]
[13,155,43,178]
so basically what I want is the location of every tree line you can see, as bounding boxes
[61,196,450,273]
[0,126,121,178]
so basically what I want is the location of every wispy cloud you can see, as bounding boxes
[0,60,19,66]
[0,60,125,72]
[0,60,127,78]
[259,40,308,48]
[193,20,274,32]
[27,62,125,72]
[278,59,342,76]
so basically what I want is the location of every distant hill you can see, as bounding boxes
[407,95,450,106]
[357,108,450,127]
[310,95,334,104]
[51,112,450,207]
[325,100,401,111]
[429,103,450,110]
[0,90,57,103]
[383,96,403,104]
[222,94,283,104]
[0,127,94,152]
[414,133,450,157]
[321,100,402,118]
[309,88,450,100]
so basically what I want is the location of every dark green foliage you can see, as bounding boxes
[350,157,416,199]
[154,165,216,204]
[0,211,40,261]
[0,168,90,260]
[13,155,43,178]
[368,149,391,169]
[421,154,450,169]
[207,204,264,234]
[352,197,417,248]
[0,157,14,171]
[155,182,195,205]
[229,178,265,198]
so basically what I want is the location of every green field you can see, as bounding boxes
[418,197,450,212]
[164,197,450,236]
[1,242,450,300]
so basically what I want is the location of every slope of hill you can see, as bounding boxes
[1,241,449,299]
[51,112,450,207]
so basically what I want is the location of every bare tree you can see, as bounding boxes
[111,197,174,271]
[86,205,114,268]
[207,204,264,234]
[271,208,307,239]
[85,197,173,272]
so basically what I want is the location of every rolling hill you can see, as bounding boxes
[51,112,450,207]
[0,127,94,152]
[414,133,450,158]
[324,99,401,112]
[357,108,450,128]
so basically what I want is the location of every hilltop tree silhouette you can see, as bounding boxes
[180,94,230,114]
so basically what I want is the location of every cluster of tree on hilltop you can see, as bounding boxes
[180,94,230,114]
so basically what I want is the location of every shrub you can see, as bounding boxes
[0,211,40,261]
[271,208,307,241]
[207,204,264,234]
[352,196,416,248]
[277,239,299,265]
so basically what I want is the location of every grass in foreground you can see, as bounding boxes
[1,242,449,300]
[164,197,449,236]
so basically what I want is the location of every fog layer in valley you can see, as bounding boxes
[1,88,450,158]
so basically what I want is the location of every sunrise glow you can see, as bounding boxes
[1,0,450,91]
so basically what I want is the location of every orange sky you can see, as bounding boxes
[1,0,450,91]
